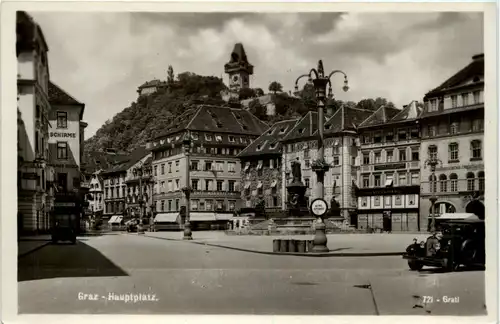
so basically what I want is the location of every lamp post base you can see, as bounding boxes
[183,222,193,240]
[312,220,329,253]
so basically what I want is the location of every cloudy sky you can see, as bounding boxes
[30,11,483,139]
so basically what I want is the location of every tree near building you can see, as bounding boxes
[268,81,283,94]
[249,99,267,120]
[239,87,256,100]
[254,88,265,97]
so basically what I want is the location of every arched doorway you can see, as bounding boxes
[466,199,485,220]
[429,202,456,216]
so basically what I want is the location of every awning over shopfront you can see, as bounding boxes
[154,213,179,223]
[108,215,123,224]
[190,212,217,222]
[216,213,234,220]
[438,213,479,220]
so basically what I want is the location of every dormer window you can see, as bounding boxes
[167,138,171,143]
[325,124,332,130]
[279,127,287,134]
[240,137,246,143]
[205,134,212,141]
[175,136,180,141]
[267,128,274,135]
[242,125,248,130]
[215,135,222,142]
[216,122,223,128]
[298,128,305,134]
[269,142,278,149]
[229,136,235,142]
[192,132,199,140]
[257,144,262,151]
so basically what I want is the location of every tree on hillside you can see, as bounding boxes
[357,97,396,111]
[167,65,175,84]
[254,88,265,97]
[268,81,283,94]
[239,87,256,100]
[249,99,267,120]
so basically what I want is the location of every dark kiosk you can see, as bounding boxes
[51,192,82,244]
[402,214,485,272]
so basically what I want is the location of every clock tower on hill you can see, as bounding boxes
[224,43,254,94]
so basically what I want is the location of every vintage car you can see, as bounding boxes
[403,215,485,271]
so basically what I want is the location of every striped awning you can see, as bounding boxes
[108,215,123,224]
[154,213,179,223]
[190,212,217,222]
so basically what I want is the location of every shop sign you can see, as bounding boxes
[310,198,328,217]
[374,163,406,171]
[50,132,77,138]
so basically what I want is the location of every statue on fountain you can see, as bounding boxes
[287,158,308,216]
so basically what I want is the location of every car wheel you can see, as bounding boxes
[408,260,423,271]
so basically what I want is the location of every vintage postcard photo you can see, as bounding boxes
[1,1,498,322]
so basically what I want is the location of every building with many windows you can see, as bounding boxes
[237,118,299,212]
[420,53,485,226]
[150,104,268,229]
[17,11,55,234]
[355,101,423,232]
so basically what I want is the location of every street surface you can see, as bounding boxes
[18,233,486,315]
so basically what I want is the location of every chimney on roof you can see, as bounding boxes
[472,53,484,61]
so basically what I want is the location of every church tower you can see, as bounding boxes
[224,43,254,94]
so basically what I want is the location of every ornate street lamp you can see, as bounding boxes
[133,161,152,234]
[182,130,194,240]
[295,60,349,252]
[424,155,443,232]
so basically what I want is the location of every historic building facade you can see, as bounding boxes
[88,171,104,215]
[150,105,268,229]
[355,102,423,232]
[124,153,153,218]
[224,43,253,97]
[419,53,485,225]
[17,11,54,234]
[237,119,299,211]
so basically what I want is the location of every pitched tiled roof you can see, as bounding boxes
[82,151,130,174]
[317,106,373,135]
[101,146,151,175]
[281,111,320,142]
[138,79,167,89]
[358,105,401,128]
[390,101,422,122]
[155,105,269,139]
[48,81,83,106]
[425,54,484,98]
[237,118,300,157]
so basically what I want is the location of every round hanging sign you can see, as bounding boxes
[310,198,328,217]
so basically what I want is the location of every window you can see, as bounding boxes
[410,128,419,139]
[191,179,199,190]
[374,132,382,143]
[361,197,368,207]
[374,196,381,207]
[154,166,157,176]
[305,178,310,188]
[450,122,458,135]
[473,91,480,104]
[411,148,419,161]
[471,140,482,159]
[161,200,165,212]
[57,111,67,128]
[191,200,199,211]
[228,180,235,192]
[205,161,213,171]
[398,129,407,141]
[430,99,438,112]
[161,164,165,175]
[35,131,39,154]
[462,93,469,106]
[363,135,371,144]
[228,162,236,173]
[228,136,235,142]
[408,194,416,205]
[399,173,407,186]
[304,148,310,159]
[333,156,339,165]
[205,180,212,191]
[191,161,199,171]
[374,174,381,187]
[467,172,475,191]
[387,151,393,162]
[374,152,381,164]
[448,143,459,161]
[168,200,172,211]
[57,142,68,159]
[217,180,223,191]
[205,134,212,141]
[428,146,437,159]
[175,199,180,211]
[439,174,447,192]
[478,171,485,191]
[429,174,437,193]
[175,179,179,190]
[215,135,222,142]
[411,173,419,185]
[386,131,394,142]
[450,173,458,192]
[175,160,179,171]
[363,153,370,165]
[429,125,436,137]
[362,176,369,188]
[395,195,402,206]
[399,149,407,161]
[216,200,224,211]
[451,95,458,108]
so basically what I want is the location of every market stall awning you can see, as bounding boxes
[190,212,216,222]
[108,215,123,224]
[216,213,234,220]
[154,213,179,223]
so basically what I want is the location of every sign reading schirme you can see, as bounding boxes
[310,198,328,217]
[50,132,77,138]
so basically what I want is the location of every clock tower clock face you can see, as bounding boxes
[232,74,240,84]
